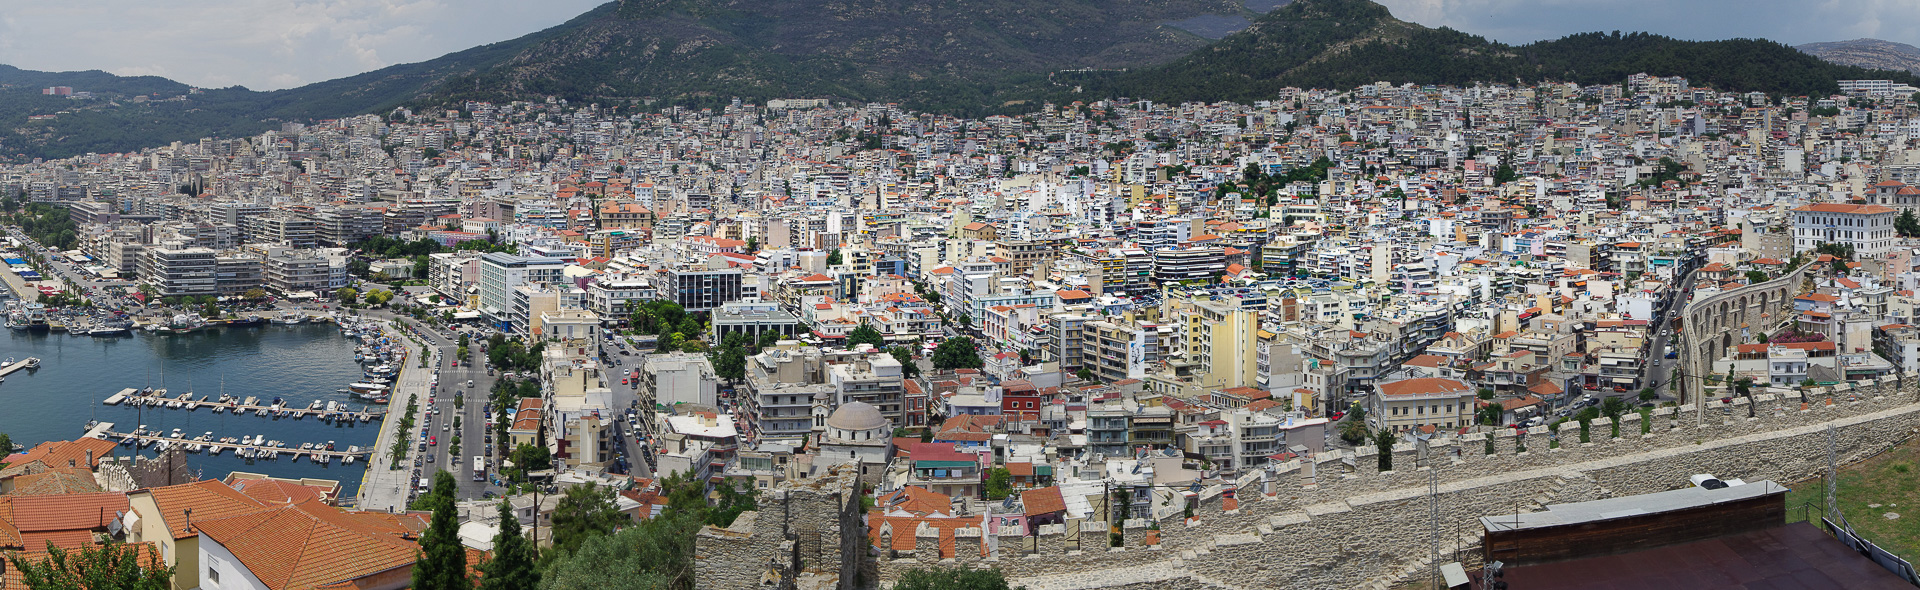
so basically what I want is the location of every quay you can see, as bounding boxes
[0,357,40,377]
[92,427,369,462]
[103,388,383,422]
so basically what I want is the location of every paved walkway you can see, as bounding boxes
[355,319,438,511]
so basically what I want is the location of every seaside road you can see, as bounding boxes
[356,319,438,512]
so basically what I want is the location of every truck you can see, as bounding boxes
[473,456,486,481]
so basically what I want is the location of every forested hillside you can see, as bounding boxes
[1080,0,1920,103]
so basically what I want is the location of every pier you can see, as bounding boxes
[0,357,40,377]
[92,427,369,462]
[103,388,383,422]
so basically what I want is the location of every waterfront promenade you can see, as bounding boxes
[356,319,435,511]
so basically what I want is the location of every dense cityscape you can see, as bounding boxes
[7,63,1920,589]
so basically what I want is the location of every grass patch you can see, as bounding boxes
[1784,435,1920,566]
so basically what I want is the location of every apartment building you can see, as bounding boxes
[662,267,748,312]
[140,247,218,298]
[477,252,569,330]
[740,346,836,444]
[1367,376,1475,434]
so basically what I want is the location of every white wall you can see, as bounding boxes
[200,536,271,590]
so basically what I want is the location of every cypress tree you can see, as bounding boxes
[480,500,539,590]
[413,471,470,590]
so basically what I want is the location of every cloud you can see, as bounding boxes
[0,0,606,90]
[1373,0,1920,47]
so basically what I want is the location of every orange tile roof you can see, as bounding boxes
[227,478,327,506]
[191,500,420,590]
[9,492,125,533]
[1793,203,1896,214]
[143,480,269,539]
[0,497,18,547]
[1378,378,1470,397]
[1022,485,1067,516]
[9,468,103,496]
[877,486,953,516]
[2,438,120,474]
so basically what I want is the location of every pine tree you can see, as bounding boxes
[479,500,539,590]
[412,471,470,590]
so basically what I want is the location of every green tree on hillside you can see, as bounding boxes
[412,471,470,590]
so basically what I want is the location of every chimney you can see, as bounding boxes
[87,449,95,467]
[183,509,193,534]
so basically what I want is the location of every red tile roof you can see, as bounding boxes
[136,480,270,539]
[191,500,420,590]
[1022,486,1067,516]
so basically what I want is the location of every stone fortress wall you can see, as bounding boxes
[695,275,1920,589]
[695,380,1920,589]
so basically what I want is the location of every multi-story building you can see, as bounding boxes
[264,251,331,296]
[427,251,481,305]
[1367,376,1475,435]
[710,300,805,344]
[740,346,836,444]
[477,252,569,330]
[662,267,748,312]
[1790,203,1897,256]
[140,247,218,298]
[586,279,654,320]
[828,354,906,425]
[642,352,719,408]
[213,253,262,296]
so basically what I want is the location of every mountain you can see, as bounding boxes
[1797,39,1920,75]
[1081,0,1920,103]
[7,0,1920,161]
[0,0,1255,160]
[415,0,1254,115]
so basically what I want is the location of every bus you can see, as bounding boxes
[472,456,486,481]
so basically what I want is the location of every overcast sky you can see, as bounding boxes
[0,0,1914,92]
[1374,0,1920,48]
[0,0,606,91]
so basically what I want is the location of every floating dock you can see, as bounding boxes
[93,427,368,461]
[103,388,382,422]
[0,357,40,378]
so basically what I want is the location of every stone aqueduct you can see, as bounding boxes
[1678,261,1814,406]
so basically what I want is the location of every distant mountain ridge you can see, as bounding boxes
[4,0,1920,161]
[1079,0,1920,103]
[1797,39,1920,75]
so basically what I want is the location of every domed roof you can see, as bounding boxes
[826,401,887,432]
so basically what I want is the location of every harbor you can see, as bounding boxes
[103,387,384,422]
[85,421,368,464]
[0,320,381,497]
[0,356,40,378]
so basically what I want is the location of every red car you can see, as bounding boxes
[429,436,437,446]
[621,378,629,385]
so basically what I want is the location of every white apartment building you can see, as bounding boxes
[1791,203,1897,256]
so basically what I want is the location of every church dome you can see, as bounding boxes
[826,401,887,432]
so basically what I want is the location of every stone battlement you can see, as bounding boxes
[709,379,1920,589]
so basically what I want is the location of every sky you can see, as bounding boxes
[1374,0,1920,49]
[0,0,607,91]
[0,0,1915,92]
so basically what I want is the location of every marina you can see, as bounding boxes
[0,321,381,497]
[0,356,40,377]
[86,422,367,463]
[102,387,383,422]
